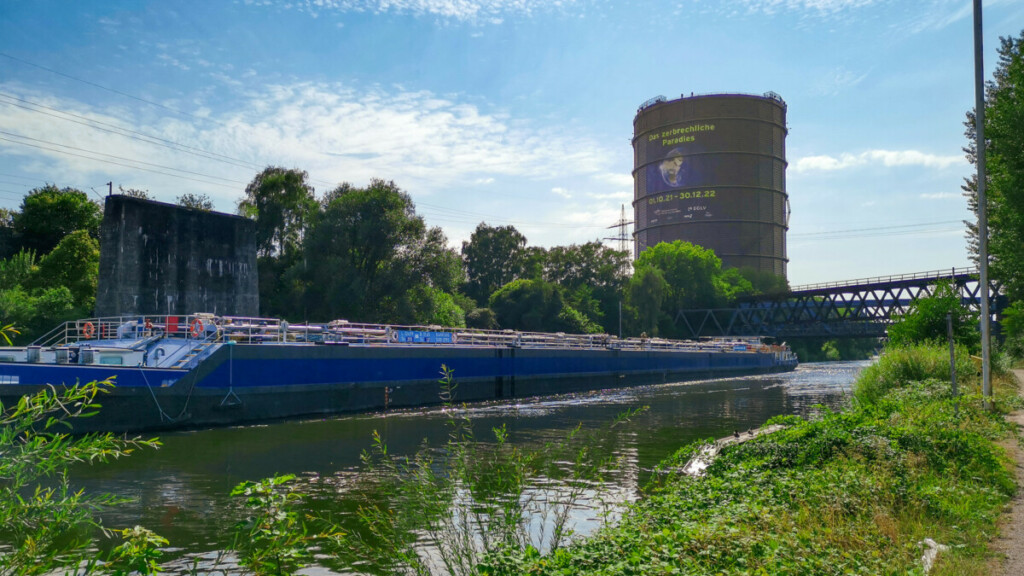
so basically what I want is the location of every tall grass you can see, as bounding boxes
[853,342,977,405]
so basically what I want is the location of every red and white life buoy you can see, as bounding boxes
[189,318,204,338]
[81,322,95,339]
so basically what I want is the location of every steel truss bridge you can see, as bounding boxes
[672,267,1005,339]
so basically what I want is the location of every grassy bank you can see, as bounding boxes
[479,344,1022,575]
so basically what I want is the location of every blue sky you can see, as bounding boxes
[1,0,1023,286]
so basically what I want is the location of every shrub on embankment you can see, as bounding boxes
[478,344,1022,576]
[853,342,977,405]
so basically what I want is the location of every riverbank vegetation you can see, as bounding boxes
[461,273,1021,574]
[0,379,162,575]
[471,344,1019,575]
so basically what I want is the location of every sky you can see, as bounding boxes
[1,0,1023,287]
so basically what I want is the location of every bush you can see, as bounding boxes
[466,307,498,329]
[0,380,162,574]
[853,343,975,405]
[888,280,980,353]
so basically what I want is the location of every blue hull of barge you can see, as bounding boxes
[0,343,795,432]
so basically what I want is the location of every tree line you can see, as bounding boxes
[0,170,787,343]
[236,167,788,337]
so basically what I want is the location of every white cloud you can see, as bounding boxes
[814,66,869,96]
[587,191,631,201]
[920,191,961,200]
[592,172,633,188]
[735,0,880,15]
[699,0,882,19]
[243,0,584,23]
[902,0,1017,33]
[0,81,616,209]
[551,187,571,198]
[792,149,965,172]
[691,0,1005,32]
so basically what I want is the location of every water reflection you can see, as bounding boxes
[71,361,864,572]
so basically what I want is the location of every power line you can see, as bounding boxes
[0,135,242,190]
[0,52,232,129]
[418,210,606,229]
[0,179,36,188]
[790,227,963,241]
[0,92,264,171]
[790,220,964,238]
[0,172,47,183]
[0,130,248,185]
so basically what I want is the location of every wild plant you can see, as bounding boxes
[0,379,161,575]
[228,474,344,576]
[339,365,643,576]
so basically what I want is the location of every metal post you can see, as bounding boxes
[947,313,959,417]
[973,0,992,408]
[618,300,623,339]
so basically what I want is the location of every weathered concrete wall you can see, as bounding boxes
[95,195,259,317]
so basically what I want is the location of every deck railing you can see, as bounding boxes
[31,314,784,355]
[790,267,979,293]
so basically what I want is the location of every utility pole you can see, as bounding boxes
[973,0,992,408]
[604,204,634,275]
[604,204,634,339]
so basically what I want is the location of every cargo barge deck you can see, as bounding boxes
[0,314,798,432]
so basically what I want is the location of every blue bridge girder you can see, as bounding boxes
[672,267,1006,339]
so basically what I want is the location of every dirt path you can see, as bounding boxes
[994,370,1024,575]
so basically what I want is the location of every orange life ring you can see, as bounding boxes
[144,319,153,331]
[189,318,204,338]
[82,322,95,339]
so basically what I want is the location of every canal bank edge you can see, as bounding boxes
[993,369,1024,575]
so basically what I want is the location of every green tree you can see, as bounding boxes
[821,340,841,361]
[298,179,461,324]
[407,285,467,327]
[714,267,756,302]
[626,266,669,336]
[238,167,317,258]
[13,185,101,255]
[964,31,1024,300]
[239,168,317,318]
[887,280,980,353]
[0,250,37,288]
[177,192,213,211]
[634,241,724,311]
[31,230,99,308]
[0,239,93,343]
[0,208,17,260]
[466,307,498,329]
[542,242,629,333]
[462,224,529,306]
[0,286,76,343]
[736,266,789,297]
[489,278,601,334]
[1001,299,1024,356]
[117,186,152,200]
[625,241,761,338]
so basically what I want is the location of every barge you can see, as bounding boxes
[0,314,798,432]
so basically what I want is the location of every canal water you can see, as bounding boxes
[71,360,865,573]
